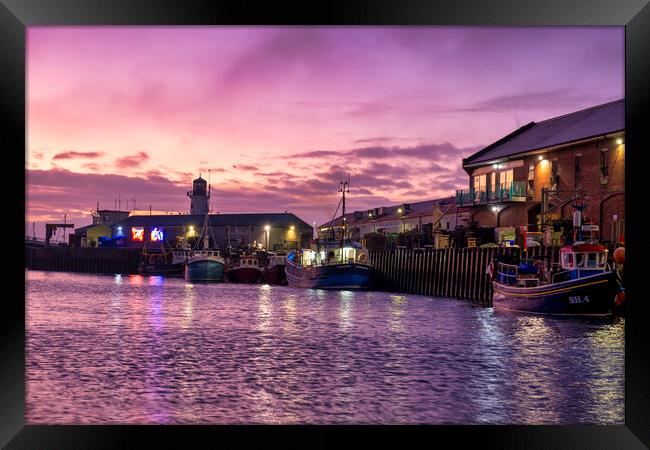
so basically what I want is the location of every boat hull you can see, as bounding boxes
[138,262,184,276]
[265,265,287,285]
[286,261,374,290]
[185,259,226,282]
[228,267,262,283]
[493,271,617,316]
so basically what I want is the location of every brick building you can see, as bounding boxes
[457,99,624,244]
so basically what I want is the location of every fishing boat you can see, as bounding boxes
[138,241,183,276]
[264,252,287,285]
[286,178,374,290]
[491,240,620,316]
[228,253,262,283]
[185,208,226,282]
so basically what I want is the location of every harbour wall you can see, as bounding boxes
[25,247,142,275]
[369,245,600,305]
[26,244,618,306]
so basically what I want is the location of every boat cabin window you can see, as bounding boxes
[587,253,598,267]
[562,253,574,267]
[567,251,607,269]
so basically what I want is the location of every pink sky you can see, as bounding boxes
[26,26,623,237]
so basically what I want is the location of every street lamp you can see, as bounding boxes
[264,225,270,250]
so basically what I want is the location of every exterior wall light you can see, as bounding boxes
[491,207,498,212]
[264,225,271,231]
[493,163,498,169]
[616,138,623,145]
[538,155,544,161]
[397,208,403,214]
[290,225,295,231]
[368,213,372,217]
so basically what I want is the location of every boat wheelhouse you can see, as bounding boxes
[265,253,287,285]
[228,254,262,283]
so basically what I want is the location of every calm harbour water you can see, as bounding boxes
[26,270,624,425]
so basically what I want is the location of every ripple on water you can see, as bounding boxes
[26,271,624,424]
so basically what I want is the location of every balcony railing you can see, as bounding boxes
[455,181,529,206]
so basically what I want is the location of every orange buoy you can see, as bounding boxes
[613,247,625,264]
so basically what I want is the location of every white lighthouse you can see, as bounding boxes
[187,175,210,215]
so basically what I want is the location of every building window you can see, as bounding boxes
[499,169,513,196]
[551,159,558,186]
[490,172,496,199]
[574,154,582,188]
[474,174,486,201]
[527,164,534,195]
[600,149,609,179]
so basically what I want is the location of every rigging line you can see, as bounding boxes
[327,196,344,231]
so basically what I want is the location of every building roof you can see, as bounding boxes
[319,197,457,228]
[463,99,624,167]
[74,223,100,235]
[113,212,313,230]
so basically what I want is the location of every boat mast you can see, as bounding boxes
[339,175,349,256]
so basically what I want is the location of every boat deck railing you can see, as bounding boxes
[496,261,543,287]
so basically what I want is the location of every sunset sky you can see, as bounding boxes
[26,26,623,237]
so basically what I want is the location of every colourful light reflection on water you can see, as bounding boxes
[26,271,625,425]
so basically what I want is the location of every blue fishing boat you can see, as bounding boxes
[184,207,226,282]
[286,177,374,290]
[185,249,226,282]
[492,242,620,316]
[286,244,374,289]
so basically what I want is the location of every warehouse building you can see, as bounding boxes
[74,175,313,251]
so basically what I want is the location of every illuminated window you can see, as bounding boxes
[131,227,144,241]
[151,227,164,242]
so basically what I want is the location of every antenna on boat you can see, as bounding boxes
[339,176,350,258]
[208,169,211,213]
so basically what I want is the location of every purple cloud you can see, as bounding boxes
[115,152,150,168]
[53,151,104,160]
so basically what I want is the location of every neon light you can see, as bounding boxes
[131,227,144,241]
[151,227,164,242]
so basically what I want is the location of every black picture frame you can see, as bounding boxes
[3,1,649,448]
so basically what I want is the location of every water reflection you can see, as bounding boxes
[389,295,406,332]
[258,285,272,332]
[180,284,195,330]
[282,293,297,333]
[338,291,353,330]
[26,271,624,425]
[127,274,144,285]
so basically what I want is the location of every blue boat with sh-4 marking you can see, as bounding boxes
[491,242,620,316]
